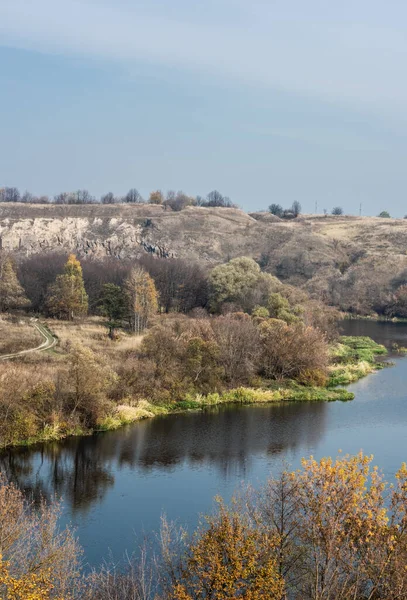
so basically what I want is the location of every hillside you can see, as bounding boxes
[1,203,407,313]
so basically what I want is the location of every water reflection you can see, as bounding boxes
[0,401,327,513]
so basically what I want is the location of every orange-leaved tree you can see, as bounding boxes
[168,502,285,600]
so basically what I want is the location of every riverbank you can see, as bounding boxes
[94,336,389,434]
[3,335,388,448]
[343,313,407,323]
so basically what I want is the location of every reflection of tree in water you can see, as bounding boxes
[1,401,326,513]
[0,437,114,513]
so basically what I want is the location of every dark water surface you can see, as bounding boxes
[2,320,407,567]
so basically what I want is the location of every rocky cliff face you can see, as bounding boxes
[2,203,407,313]
[0,204,267,263]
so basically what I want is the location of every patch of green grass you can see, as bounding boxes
[172,399,202,411]
[328,336,388,386]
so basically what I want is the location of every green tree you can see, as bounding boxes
[268,292,301,324]
[99,283,126,339]
[208,257,261,312]
[0,256,29,312]
[124,267,158,334]
[378,210,391,218]
[46,254,88,320]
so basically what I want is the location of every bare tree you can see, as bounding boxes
[125,189,144,203]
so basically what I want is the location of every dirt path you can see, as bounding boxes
[0,321,57,361]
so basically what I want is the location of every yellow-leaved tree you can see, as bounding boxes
[0,474,82,599]
[46,254,88,320]
[124,267,158,334]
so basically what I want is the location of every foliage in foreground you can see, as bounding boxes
[2,453,407,599]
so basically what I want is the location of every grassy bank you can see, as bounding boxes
[328,336,388,386]
[96,335,388,432]
[3,335,389,448]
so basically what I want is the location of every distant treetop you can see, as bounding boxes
[0,186,236,210]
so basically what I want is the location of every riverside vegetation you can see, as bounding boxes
[2,452,407,599]
[0,253,388,448]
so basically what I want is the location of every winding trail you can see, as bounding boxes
[0,321,58,361]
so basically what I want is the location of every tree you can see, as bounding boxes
[331,206,343,215]
[165,191,194,211]
[260,320,328,383]
[0,473,82,598]
[66,344,115,424]
[0,187,20,203]
[73,190,95,204]
[125,188,143,203]
[20,191,34,203]
[268,203,284,217]
[378,210,391,218]
[18,252,68,313]
[53,192,70,204]
[268,292,301,324]
[124,267,158,334]
[203,190,234,208]
[291,201,301,217]
[0,256,29,312]
[138,255,208,313]
[101,192,116,204]
[208,257,262,312]
[250,453,407,599]
[148,190,164,205]
[99,283,127,339]
[169,503,285,600]
[211,315,260,384]
[46,254,88,320]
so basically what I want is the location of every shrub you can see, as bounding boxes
[260,320,329,381]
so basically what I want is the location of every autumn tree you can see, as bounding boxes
[252,453,407,600]
[0,474,82,599]
[66,343,116,425]
[168,503,285,600]
[0,256,29,312]
[260,320,328,384]
[124,267,158,334]
[148,190,164,205]
[46,254,88,320]
[211,315,260,384]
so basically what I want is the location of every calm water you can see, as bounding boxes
[1,319,407,567]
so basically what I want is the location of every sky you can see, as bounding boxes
[1,0,407,215]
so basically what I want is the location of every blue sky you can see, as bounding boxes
[1,0,407,215]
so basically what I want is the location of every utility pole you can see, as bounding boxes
[359,203,362,216]
[315,200,318,214]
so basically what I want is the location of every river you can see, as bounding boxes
[1,319,407,567]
